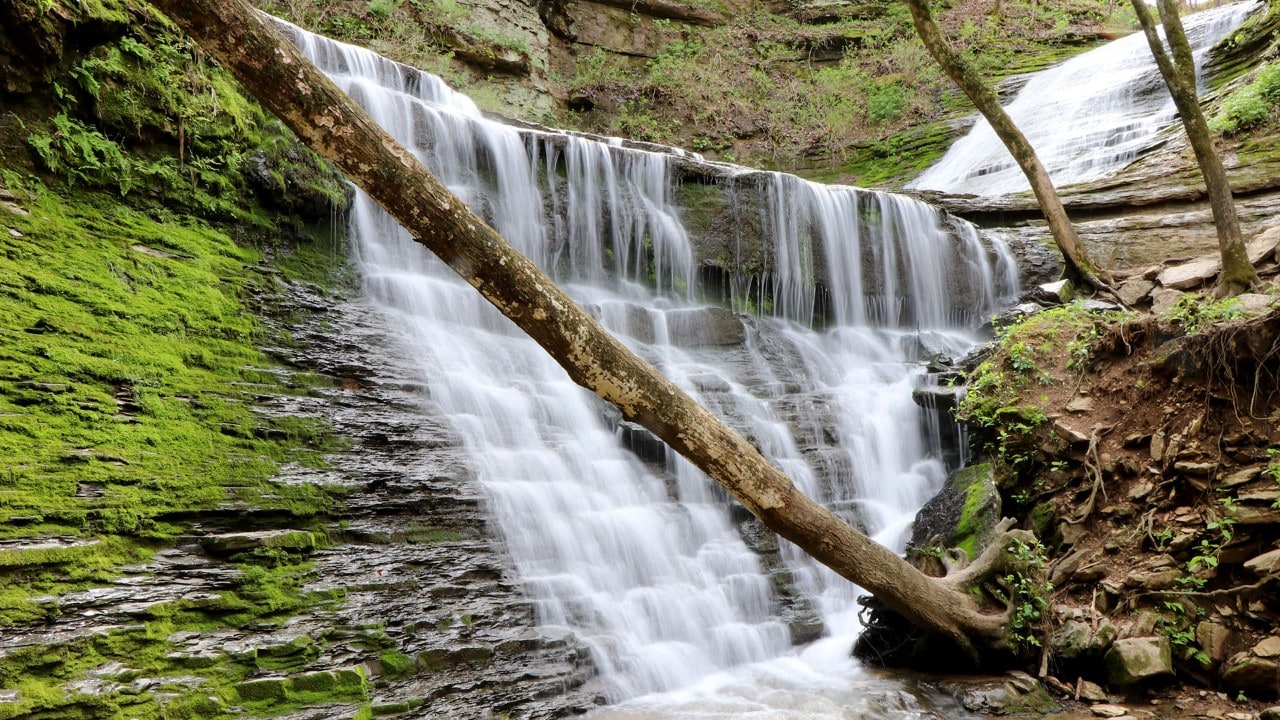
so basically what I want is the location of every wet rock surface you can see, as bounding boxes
[249,275,602,718]
[0,268,599,720]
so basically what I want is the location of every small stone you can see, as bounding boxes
[1066,396,1094,413]
[1226,713,1254,720]
[1052,418,1090,446]
[1221,466,1261,487]
[1239,486,1280,504]
[1126,567,1181,591]
[1128,480,1155,500]
[1079,680,1108,701]
[1038,279,1074,303]
[1245,549,1280,578]
[6,228,21,238]
[0,690,17,703]
[1173,460,1216,475]
[1092,704,1130,717]
[1043,676,1074,696]
[1150,430,1167,462]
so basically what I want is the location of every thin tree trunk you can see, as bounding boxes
[149,0,1021,654]
[1131,0,1259,297]
[906,0,1113,293]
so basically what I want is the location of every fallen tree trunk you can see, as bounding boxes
[150,0,1029,658]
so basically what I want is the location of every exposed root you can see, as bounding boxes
[1165,307,1280,419]
[944,517,1035,590]
[1064,424,1113,525]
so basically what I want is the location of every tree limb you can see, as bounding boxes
[148,0,1015,652]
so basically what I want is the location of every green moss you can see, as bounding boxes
[377,651,415,679]
[950,463,996,559]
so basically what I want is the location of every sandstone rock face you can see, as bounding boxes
[1104,636,1173,686]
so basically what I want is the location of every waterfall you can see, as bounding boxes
[910,1,1260,195]
[275,16,1017,716]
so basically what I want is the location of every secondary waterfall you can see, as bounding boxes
[276,17,1017,717]
[910,1,1259,196]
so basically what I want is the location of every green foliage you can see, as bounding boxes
[1176,502,1236,591]
[28,112,134,192]
[1162,294,1244,335]
[1211,62,1280,135]
[1267,448,1280,509]
[1001,538,1052,654]
[1157,601,1211,667]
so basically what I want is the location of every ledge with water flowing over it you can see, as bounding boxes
[903,0,1280,271]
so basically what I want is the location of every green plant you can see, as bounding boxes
[1211,62,1280,135]
[1157,601,1210,666]
[1002,538,1052,653]
[1164,295,1244,335]
[1267,448,1280,508]
[366,0,398,18]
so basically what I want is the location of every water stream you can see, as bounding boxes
[276,17,1020,719]
[910,1,1259,196]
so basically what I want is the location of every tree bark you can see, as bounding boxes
[1131,0,1259,297]
[149,0,1023,655]
[905,0,1113,293]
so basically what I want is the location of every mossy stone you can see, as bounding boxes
[235,678,288,703]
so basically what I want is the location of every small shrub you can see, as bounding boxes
[1212,62,1280,135]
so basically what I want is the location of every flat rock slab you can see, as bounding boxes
[1157,258,1218,290]
[199,529,316,557]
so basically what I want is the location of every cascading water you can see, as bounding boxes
[910,1,1259,196]
[276,17,1018,718]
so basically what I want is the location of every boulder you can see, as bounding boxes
[1196,621,1233,665]
[1104,636,1172,686]
[1248,230,1279,264]
[937,673,1055,715]
[1150,288,1185,315]
[1091,704,1129,718]
[1260,706,1280,720]
[1239,293,1278,314]
[1222,651,1279,698]
[907,463,1001,569]
[911,384,965,412]
[665,307,745,346]
[1245,549,1280,578]
[1116,277,1155,306]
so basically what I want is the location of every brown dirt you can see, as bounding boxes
[965,272,1280,717]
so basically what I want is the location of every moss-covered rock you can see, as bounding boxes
[907,462,1001,571]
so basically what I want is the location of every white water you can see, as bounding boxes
[910,2,1259,195]
[277,17,1017,718]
